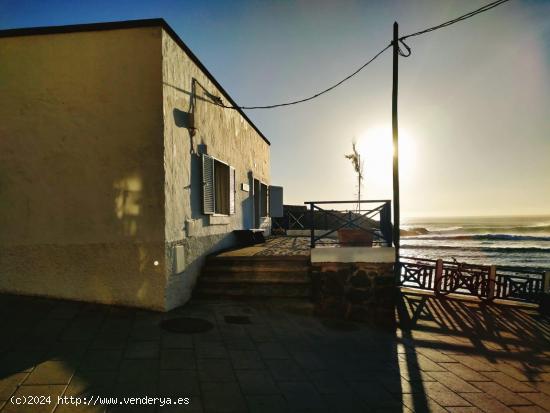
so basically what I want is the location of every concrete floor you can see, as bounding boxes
[1,291,549,413]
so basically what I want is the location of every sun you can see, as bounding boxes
[355,125,416,197]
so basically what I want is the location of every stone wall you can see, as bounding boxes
[161,29,271,310]
[311,262,396,328]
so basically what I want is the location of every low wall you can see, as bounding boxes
[311,255,396,328]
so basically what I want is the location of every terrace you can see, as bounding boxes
[0,291,549,412]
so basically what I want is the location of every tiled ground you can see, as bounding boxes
[1,291,549,413]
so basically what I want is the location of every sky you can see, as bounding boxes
[1,0,549,219]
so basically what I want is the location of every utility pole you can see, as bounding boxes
[392,22,401,265]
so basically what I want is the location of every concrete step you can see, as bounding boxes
[193,282,311,298]
[202,265,309,277]
[199,272,309,284]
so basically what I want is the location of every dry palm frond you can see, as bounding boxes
[345,143,363,180]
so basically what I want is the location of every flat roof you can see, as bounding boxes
[0,18,270,145]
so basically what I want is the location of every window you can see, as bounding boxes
[202,154,236,215]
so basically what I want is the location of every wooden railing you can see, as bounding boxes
[400,256,549,304]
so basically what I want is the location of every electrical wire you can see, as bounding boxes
[400,0,511,40]
[215,0,511,110]
[217,43,391,110]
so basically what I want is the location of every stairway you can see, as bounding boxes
[194,255,312,299]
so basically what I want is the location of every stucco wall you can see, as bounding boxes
[0,27,166,309]
[161,30,271,309]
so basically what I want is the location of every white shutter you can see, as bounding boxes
[229,167,236,215]
[269,186,283,217]
[202,154,215,214]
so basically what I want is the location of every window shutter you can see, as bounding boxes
[269,186,283,217]
[202,154,215,214]
[229,167,236,215]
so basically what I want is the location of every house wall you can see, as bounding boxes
[161,30,271,310]
[0,27,167,309]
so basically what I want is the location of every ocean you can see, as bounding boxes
[401,215,550,272]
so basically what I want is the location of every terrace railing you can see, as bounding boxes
[303,200,393,248]
[400,256,549,304]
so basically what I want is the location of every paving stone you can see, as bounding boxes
[428,372,481,393]
[64,370,117,397]
[79,349,123,371]
[116,359,159,394]
[159,369,200,396]
[348,381,400,407]
[483,372,538,393]
[224,338,256,351]
[2,384,66,413]
[195,341,228,359]
[60,318,103,341]
[197,358,235,382]
[24,360,75,385]
[229,350,265,370]
[161,333,194,349]
[130,322,161,341]
[257,342,289,359]
[200,381,247,413]
[58,380,116,411]
[534,382,550,396]
[0,350,46,376]
[451,355,499,372]
[124,340,160,359]
[246,395,288,413]
[512,405,549,413]
[438,363,490,382]
[156,395,203,413]
[266,359,306,381]
[321,393,369,413]
[422,382,471,407]
[236,370,279,395]
[517,391,550,410]
[473,382,532,406]
[400,354,447,372]
[446,407,483,413]
[460,392,515,413]
[0,373,27,400]
[290,351,326,371]
[278,381,325,411]
[161,349,197,370]
[401,392,448,413]
[307,371,353,395]
[417,347,456,363]
[380,375,427,395]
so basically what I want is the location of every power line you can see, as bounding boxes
[216,0,511,110]
[400,0,510,40]
[218,44,391,110]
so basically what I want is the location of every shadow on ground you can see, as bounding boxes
[0,291,549,412]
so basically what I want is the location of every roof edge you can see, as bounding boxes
[0,18,271,145]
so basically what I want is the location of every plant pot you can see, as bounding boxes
[337,228,373,247]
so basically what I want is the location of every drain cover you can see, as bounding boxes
[224,315,251,325]
[160,317,214,334]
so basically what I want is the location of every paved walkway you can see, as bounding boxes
[1,291,549,413]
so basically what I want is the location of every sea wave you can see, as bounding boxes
[401,244,550,254]
[403,234,550,242]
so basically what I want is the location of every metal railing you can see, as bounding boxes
[303,200,393,248]
[399,256,548,304]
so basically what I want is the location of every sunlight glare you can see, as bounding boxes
[355,125,416,197]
